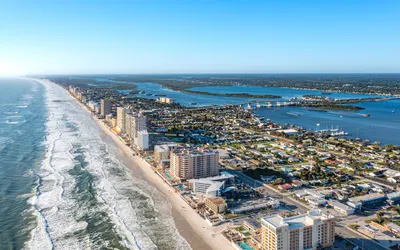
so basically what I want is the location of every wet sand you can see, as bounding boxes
[49,79,233,250]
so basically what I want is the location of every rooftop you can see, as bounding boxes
[154,143,177,152]
[387,191,400,199]
[244,218,262,229]
[387,223,400,232]
[328,200,353,211]
[190,172,234,182]
[190,178,225,192]
[261,209,333,230]
[154,144,170,152]
[349,192,386,203]
[137,130,149,135]
[173,147,218,157]
[207,197,226,206]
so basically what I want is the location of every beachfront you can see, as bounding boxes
[42,76,400,250]
[41,79,234,250]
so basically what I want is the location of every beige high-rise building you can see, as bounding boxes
[125,112,132,138]
[158,97,174,104]
[121,112,147,140]
[154,144,178,165]
[116,107,126,133]
[170,147,219,180]
[261,209,335,250]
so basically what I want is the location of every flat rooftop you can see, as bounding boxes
[207,197,226,205]
[349,193,386,203]
[387,191,400,199]
[262,209,333,230]
[262,214,309,230]
[328,200,353,211]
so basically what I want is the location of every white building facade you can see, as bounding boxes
[136,130,149,150]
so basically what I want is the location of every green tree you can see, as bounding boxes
[376,211,385,225]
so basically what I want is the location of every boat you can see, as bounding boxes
[330,131,348,136]
[330,125,339,132]
[361,114,371,117]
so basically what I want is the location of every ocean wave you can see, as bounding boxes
[6,115,23,119]
[26,80,191,250]
[5,120,24,125]
[3,111,19,115]
[23,94,34,100]
[0,137,13,152]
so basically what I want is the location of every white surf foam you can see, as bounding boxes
[25,79,191,250]
[3,111,19,115]
[5,120,24,125]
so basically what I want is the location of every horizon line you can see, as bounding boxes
[24,72,400,77]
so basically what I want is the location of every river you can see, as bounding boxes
[131,83,400,145]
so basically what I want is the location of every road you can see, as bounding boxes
[336,225,388,250]
[226,168,392,250]
[224,169,309,213]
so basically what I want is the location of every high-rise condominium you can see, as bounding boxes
[101,99,112,117]
[170,147,219,180]
[261,209,335,250]
[116,107,126,133]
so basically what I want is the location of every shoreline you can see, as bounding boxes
[143,81,400,98]
[42,79,233,250]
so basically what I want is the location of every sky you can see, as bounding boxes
[0,0,399,75]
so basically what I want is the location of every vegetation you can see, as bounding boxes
[180,89,281,98]
[349,224,360,231]
[299,103,364,110]
[106,74,400,96]
[243,168,290,183]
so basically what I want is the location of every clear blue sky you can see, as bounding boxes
[0,0,399,75]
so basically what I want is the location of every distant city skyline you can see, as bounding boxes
[0,0,399,76]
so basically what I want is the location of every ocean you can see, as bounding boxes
[0,78,190,250]
[0,78,46,249]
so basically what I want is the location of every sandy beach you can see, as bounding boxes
[52,80,234,250]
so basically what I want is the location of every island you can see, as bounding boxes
[181,89,281,99]
[300,103,364,111]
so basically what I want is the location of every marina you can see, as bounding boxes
[314,126,349,137]
[130,83,400,145]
